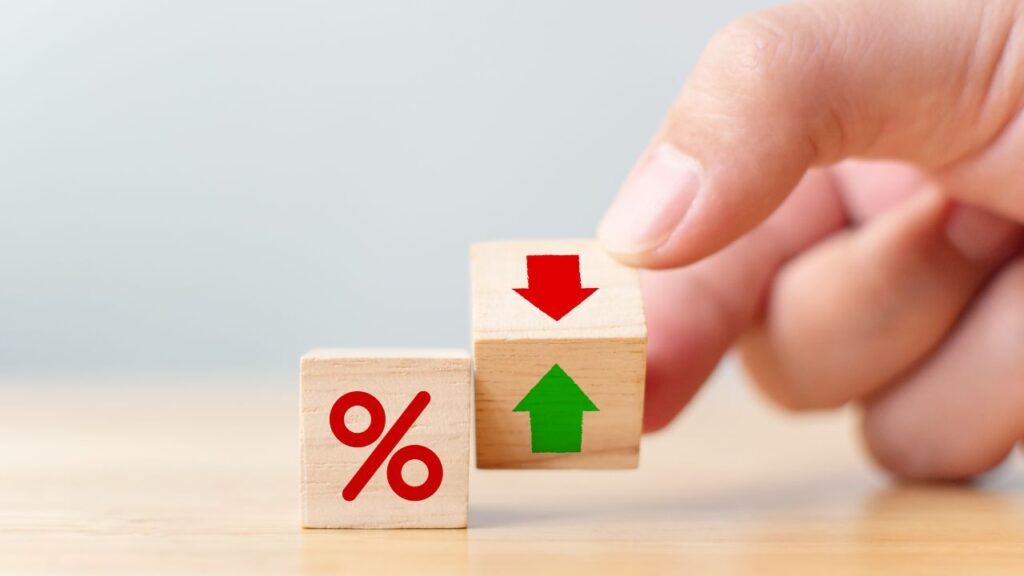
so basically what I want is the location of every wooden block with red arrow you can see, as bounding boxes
[470,239,647,469]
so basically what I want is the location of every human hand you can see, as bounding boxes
[598,0,1024,480]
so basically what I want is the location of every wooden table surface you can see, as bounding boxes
[3,372,1023,575]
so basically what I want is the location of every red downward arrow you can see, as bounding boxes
[513,254,598,321]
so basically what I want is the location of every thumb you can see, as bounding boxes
[598,0,1024,268]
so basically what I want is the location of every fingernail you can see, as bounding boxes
[944,204,1021,262]
[598,143,702,255]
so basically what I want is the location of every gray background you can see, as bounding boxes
[0,0,776,376]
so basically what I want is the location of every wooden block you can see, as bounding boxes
[471,239,647,469]
[300,349,470,528]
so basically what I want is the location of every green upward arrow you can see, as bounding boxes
[513,364,599,453]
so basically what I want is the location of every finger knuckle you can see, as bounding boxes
[739,334,846,413]
[708,7,823,94]
[701,6,846,158]
[862,408,1007,481]
[710,17,790,89]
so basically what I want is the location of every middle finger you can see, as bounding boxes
[738,188,1020,410]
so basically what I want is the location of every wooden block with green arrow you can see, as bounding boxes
[471,240,647,469]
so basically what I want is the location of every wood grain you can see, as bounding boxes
[471,240,647,469]
[300,349,470,528]
[2,373,1024,575]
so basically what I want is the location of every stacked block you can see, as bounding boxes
[471,239,647,469]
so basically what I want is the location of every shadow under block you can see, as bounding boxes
[300,349,470,528]
[471,240,647,469]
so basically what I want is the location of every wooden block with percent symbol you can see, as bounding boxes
[300,349,470,528]
[470,239,647,469]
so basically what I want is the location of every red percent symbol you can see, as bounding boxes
[329,390,443,502]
